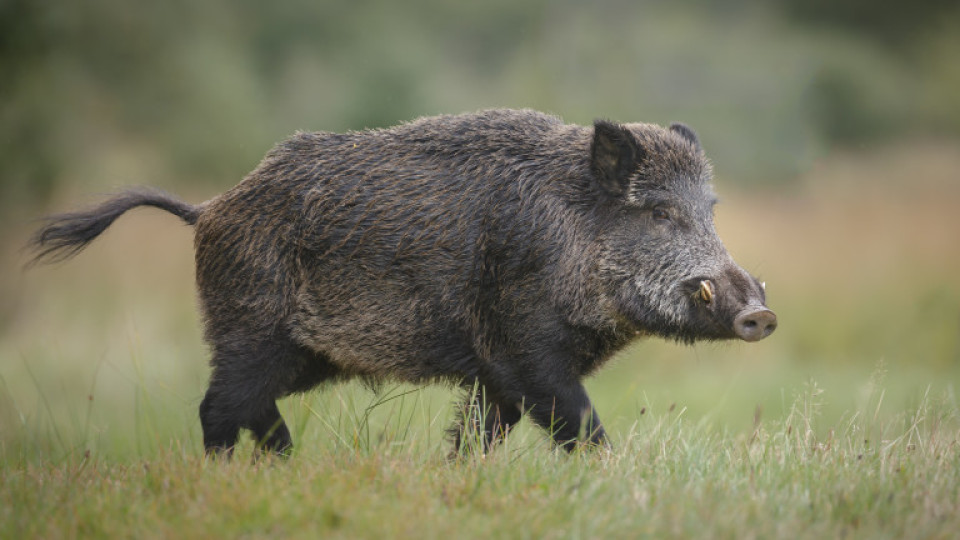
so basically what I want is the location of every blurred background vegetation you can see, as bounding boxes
[3,0,959,208]
[1,0,958,458]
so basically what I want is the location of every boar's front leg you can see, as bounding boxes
[520,379,607,451]
[450,383,523,456]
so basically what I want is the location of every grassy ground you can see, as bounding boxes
[2,382,958,539]
[2,141,959,538]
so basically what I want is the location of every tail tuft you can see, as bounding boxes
[26,187,199,267]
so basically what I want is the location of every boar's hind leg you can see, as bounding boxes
[522,381,607,452]
[200,379,292,458]
[199,338,305,458]
[249,401,293,457]
[199,381,243,457]
[450,384,523,456]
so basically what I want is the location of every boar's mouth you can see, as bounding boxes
[613,280,722,344]
[680,276,777,342]
[613,273,777,344]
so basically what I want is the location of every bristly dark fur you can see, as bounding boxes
[25,109,774,458]
[26,187,199,266]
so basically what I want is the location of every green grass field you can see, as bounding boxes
[2,142,959,538]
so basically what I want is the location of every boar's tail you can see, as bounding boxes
[26,187,200,266]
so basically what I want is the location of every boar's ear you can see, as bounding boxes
[669,123,702,153]
[591,120,646,196]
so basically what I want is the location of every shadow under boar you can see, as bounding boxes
[28,109,776,457]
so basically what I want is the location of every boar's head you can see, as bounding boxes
[590,120,776,343]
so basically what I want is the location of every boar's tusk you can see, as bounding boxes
[698,280,714,304]
[761,281,766,291]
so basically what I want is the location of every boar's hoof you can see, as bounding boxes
[733,307,777,342]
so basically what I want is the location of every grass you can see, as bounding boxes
[2,141,959,537]
[1,379,958,538]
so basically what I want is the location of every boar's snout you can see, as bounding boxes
[733,306,777,342]
[687,265,777,342]
[717,264,777,342]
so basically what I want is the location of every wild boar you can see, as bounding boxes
[29,109,776,456]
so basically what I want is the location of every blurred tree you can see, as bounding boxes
[776,0,958,53]
[2,0,958,220]
[1,0,60,208]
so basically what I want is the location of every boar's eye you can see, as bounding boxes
[652,207,671,222]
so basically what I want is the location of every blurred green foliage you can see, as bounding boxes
[2,0,958,214]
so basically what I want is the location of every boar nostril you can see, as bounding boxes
[733,307,777,342]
